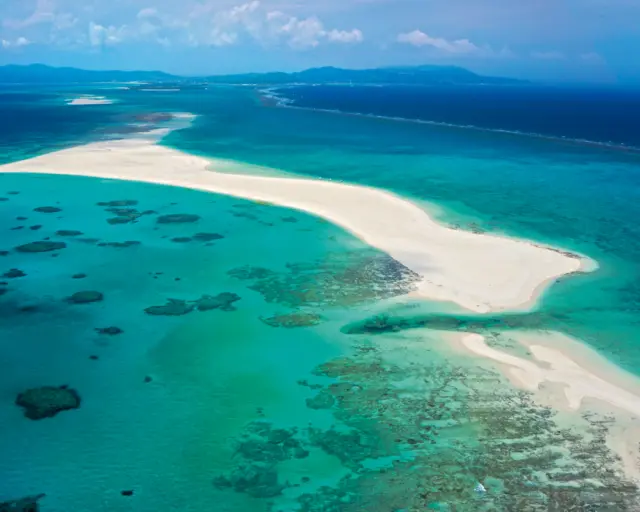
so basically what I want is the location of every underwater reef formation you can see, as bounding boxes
[97,200,138,207]
[0,493,46,511]
[157,213,200,224]
[103,206,156,225]
[67,291,104,304]
[95,326,123,335]
[213,422,310,499]
[97,241,141,248]
[2,268,26,279]
[286,341,640,511]
[55,230,83,237]
[196,292,241,312]
[193,232,224,242]
[341,310,570,336]
[261,312,323,328]
[33,206,61,213]
[15,241,66,253]
[145,293,241,316]
[229,250,420,310]
[15,386,81,420]
[145,299,194,316]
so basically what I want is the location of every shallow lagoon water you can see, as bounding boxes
[1,86,640,510]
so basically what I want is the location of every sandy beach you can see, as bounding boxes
[0,134,591,314]
[66,96,113,106]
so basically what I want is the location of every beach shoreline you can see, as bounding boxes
[0,133,593,315]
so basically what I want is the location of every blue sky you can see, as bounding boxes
[0,0,638,82]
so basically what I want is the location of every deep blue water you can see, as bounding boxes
[276,84,640,149]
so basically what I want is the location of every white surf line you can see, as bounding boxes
[0,135,593,313]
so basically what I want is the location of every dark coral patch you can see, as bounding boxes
[15,386,81,420]
[157,213,200,224]
[193,232,224,242]
[97,200,138,207]
[145,299,194,316]
[95,326,123,335]
[261,312,322,328]
[107,217,134,225]
[67,291,104,304]
[15,241,66,253]
[34,206,62,213]
[56,230,83,237]
[196,292,241,312]
[3,268,26,279]
[0,493,46,511]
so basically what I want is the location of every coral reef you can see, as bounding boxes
[95,326,123,335]
[213,422,309,499]
[15,386,81,420]
[145,299,194,316]
[228,251,420,309]
[107,217,133,225]
[97,241,141,248]
[157,214,200,224]
[261,312,322,328]
[145,293,241,315]
[193,232,224,242]
[0,493,45,511]
[55,230,83,237]
[97,200,138,207]
[15,241,66,253]
[196,292,241,312]
[2,268,26,279]
[33,206,61,213]
[67,291,103,304]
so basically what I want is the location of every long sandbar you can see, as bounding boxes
[0,135,591,313]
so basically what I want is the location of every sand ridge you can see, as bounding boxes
[0,134,593,313]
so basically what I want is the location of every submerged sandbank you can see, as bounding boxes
[0,134,592,313]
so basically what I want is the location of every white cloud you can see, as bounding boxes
[1,0,363,51]
[397,30,480,54]
[200,1,363,49]
[1,36,31,48]
[137,8,159,20]
[531,50,565,60]
[327,28,363,44]
[278,16,325,48]
[581,52,605,64]
[89,21,125,46]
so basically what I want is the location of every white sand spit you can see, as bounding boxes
[0,136,592,313]
[461,333,640,417]
[66,96,113,106]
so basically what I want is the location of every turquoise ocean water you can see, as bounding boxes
[1,84,640,510]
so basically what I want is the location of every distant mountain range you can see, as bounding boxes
[0,63,523,86]
[204,65,523,85]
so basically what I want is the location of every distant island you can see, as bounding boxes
[0,63,524,86]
